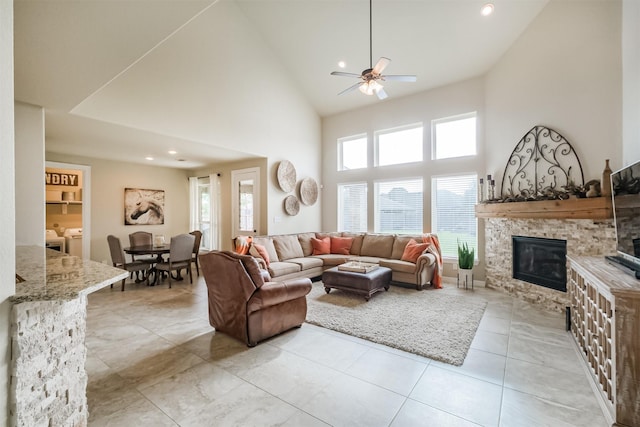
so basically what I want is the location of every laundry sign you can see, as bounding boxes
[46,172,79,186]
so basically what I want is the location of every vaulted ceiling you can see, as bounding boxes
[14,0,548,169]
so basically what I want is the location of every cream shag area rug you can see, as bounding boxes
[305,282,487,366]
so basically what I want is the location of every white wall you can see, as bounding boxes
[485,0,623,184]
[623,0,640,166]
[46,153,191,265]
[0,0,14,421]
[322,77,486,277]
[70,0,323,237]
[321,0,623,279]
[14,102,45,246]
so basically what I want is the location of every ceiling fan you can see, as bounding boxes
[330,0,416,100]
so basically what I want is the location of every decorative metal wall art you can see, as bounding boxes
[500,126,584,200]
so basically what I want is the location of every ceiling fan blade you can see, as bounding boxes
[338,82,363,96]
[372,57,391,75]
[375,87,388,100]
[383,75,417,82]
[331,71,362,78]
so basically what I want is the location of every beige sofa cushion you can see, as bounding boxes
[272,234,304,260]
[360,234,395,258]
[268,261,301,277]
[297,232,316,257]
[252,236,280,263]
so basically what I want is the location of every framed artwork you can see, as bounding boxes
[124,188,165,225]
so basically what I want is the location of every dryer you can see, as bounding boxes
[63,228,83,257]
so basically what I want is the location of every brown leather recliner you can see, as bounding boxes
[200,251,312,347]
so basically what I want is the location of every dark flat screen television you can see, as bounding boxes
[606,159,640,278]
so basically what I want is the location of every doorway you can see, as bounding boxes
[45,161,91,259]
[231,167,260,238]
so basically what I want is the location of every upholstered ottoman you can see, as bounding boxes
[322,266,392,301]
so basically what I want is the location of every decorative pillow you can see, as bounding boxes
[249,243,270,267]
[401,239,429,263]
[234,236,252,255]
[330,237,353,255]
[311,237,330,255]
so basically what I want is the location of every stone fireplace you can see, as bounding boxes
[477,198,616,312]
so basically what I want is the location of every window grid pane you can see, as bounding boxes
[431,174,478,258]
[338,183,367,232]
[376,126,423,166]
[375,179,423,234]
[339,136,367,171]
[433,114,476,160]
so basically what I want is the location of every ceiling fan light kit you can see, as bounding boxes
[330,0,416,99]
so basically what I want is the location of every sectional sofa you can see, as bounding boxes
[240,232,440,290]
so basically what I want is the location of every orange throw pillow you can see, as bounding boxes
[330,237,353,255]
[401,239,429,263]
[249,243,270,267]
[235,236,252,255]
[311,237,330,255]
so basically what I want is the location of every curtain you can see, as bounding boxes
[188,176,198,233]
[209,173,221,250]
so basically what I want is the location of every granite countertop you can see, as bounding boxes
[12,246,128,304]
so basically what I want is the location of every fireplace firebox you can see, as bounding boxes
[512,236,567,292]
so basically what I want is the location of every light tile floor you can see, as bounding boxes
[86,273,609,427]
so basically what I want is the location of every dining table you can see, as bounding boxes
[124,244,183,285]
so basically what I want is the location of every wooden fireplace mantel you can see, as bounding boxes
[475,196,613,220]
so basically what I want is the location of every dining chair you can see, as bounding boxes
[129,231,156,281]
[107,235,151,290]
[155,233,195,288]
[189,230,203,276]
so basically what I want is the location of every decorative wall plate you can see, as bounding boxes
[284,195,300,216]
[299,177,318,206]
[277,160,296,193]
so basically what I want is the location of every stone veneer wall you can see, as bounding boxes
[485,218,616,312]
[10,296,88,426]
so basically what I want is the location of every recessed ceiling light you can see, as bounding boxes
[145,156,154,161]
[481,3,494,16]
[168,150,177,155]
[338,61,346,68]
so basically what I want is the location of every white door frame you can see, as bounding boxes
[45,161,91,259]
[231,167,260,237]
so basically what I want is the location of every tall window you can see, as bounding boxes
[376,124,423,166]
[338,183,367,232]
[431,174,477,258]
[432,113,477,160]
[239,179,254,231]
[374,179,423,234]
[190,174,221,250]
[338,134,367,171]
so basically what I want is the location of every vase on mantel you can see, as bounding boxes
[601,159,612,197]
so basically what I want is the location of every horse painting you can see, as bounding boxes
[124,188,165,225]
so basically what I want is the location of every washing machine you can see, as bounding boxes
[45,229,65,253]
[63,228,83,258]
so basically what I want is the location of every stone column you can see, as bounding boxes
[9,296,88,427]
